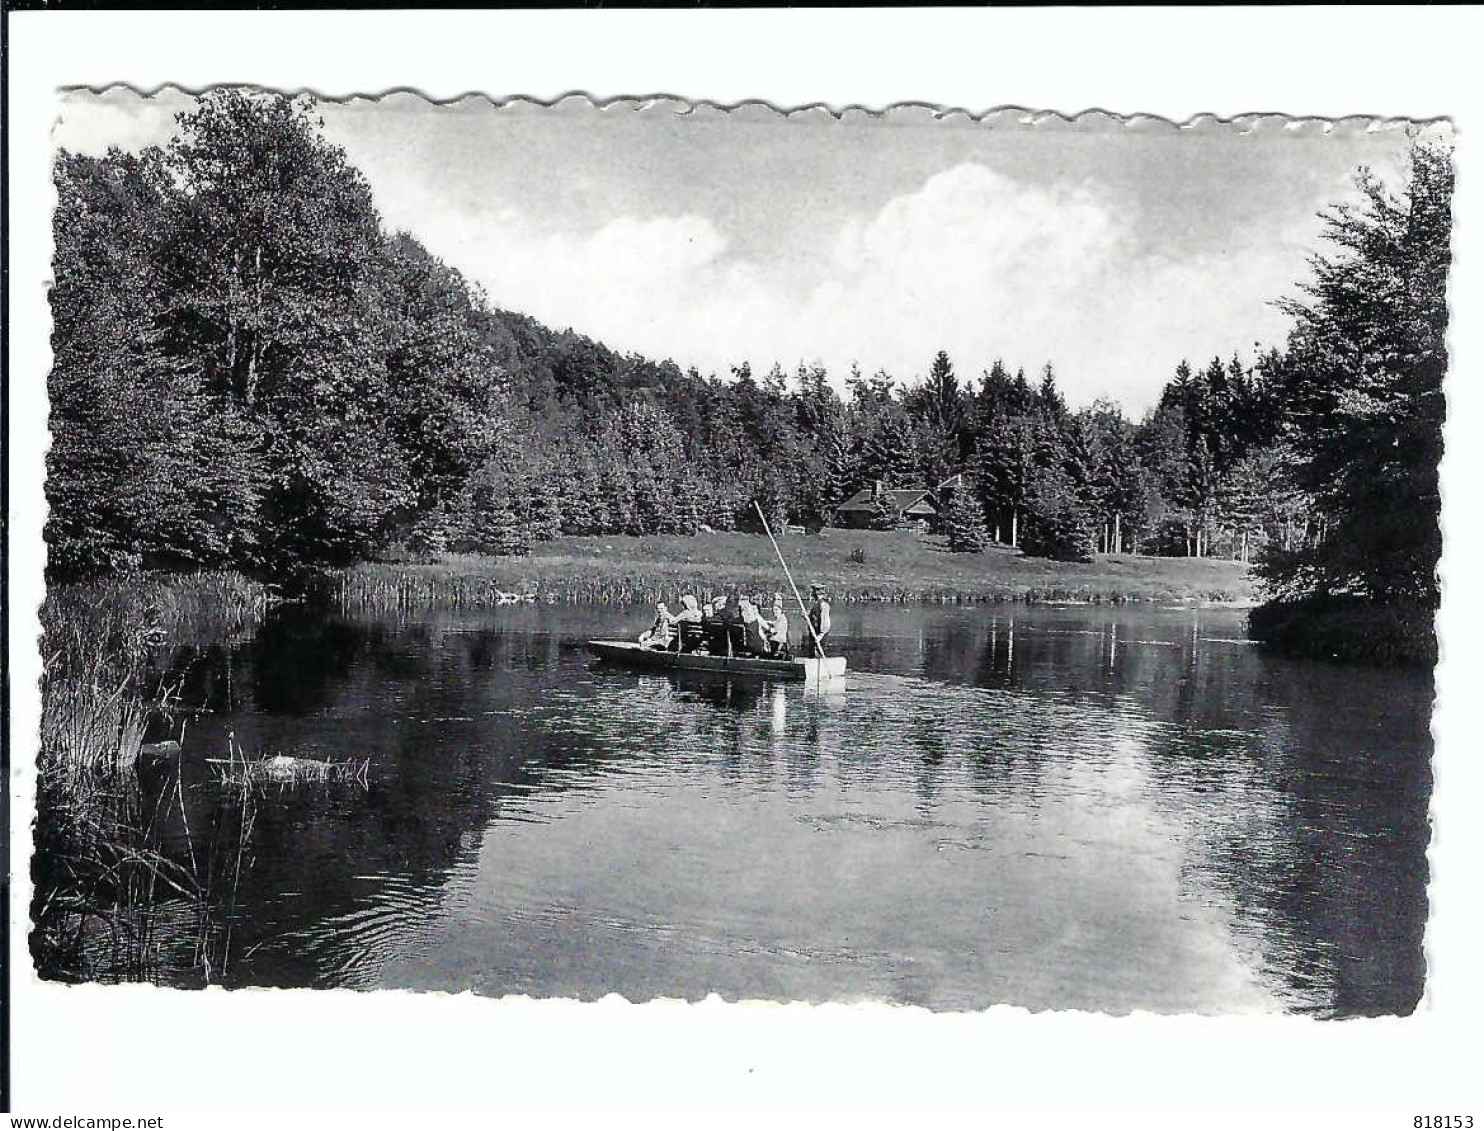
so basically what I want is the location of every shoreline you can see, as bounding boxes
[333,530,1258,609]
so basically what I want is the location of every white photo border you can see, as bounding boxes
[7,7,1483,1121]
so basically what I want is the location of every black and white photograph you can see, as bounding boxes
[30,86,1450,1014]
[6,7,1482,1122]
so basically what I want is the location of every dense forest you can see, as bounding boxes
[47,90,1452,658]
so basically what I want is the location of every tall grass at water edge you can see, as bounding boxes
[34,571,272,984]
[336,571,1250,611]
[335,533,1256,613]
[39,571,272,783]
[33,759,259,985]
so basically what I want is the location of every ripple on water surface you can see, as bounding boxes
[187,603,1428,1014]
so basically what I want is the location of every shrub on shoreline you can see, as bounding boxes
[1247,595,1436,667]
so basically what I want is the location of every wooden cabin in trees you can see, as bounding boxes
[833,481,940,531]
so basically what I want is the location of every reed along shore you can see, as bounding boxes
[335,529,1256,611]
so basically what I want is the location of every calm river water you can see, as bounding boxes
[153,601,1431,1015]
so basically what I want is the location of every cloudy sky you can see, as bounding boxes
[55,89,1428,413]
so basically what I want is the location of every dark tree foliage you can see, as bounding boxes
[47,148,267,577]
[1258,141,1451,613]
[1018,418,1096,562]
[944,488,990,553]
[1037,363,1068,427]
[461,456,533,557]
[973,415,1037,546]
[1094,415,1157,553]
[817,411,859,516]
[167,92,413,569]
[382,233,507,513]
[1020,496,1096,563]
[975,358,1025,420]
[906,350,970,466]
[860,412,917,489]
[869,490,901,532]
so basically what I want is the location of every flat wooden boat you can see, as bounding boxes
[587,639,846,681]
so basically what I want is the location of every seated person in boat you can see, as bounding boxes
[739,596,773,657]
[638,601,676,649]
[718,593,746,652]
[752,592,791,656]
[703,595,732,654]
[800,584,832,657]
[673,594,706,652]
[767,592,792,658]
[747,591,782,657]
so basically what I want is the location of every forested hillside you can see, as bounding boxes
[47,89,1452,662]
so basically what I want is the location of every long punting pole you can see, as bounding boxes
[753,502,828,662]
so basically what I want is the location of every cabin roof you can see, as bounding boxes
[835,487,937,513]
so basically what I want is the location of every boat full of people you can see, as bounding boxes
[587,585,845,681]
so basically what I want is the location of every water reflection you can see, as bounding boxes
[137,601,1430,1014]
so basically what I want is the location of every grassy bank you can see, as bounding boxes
[340,530,1255,609]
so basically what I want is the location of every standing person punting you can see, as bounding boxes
[803,584,832,657]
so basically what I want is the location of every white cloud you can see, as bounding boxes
[409,209,741,360]
[797,164,1126,387]
[53,90,190,157]
[407,161,1307,413]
